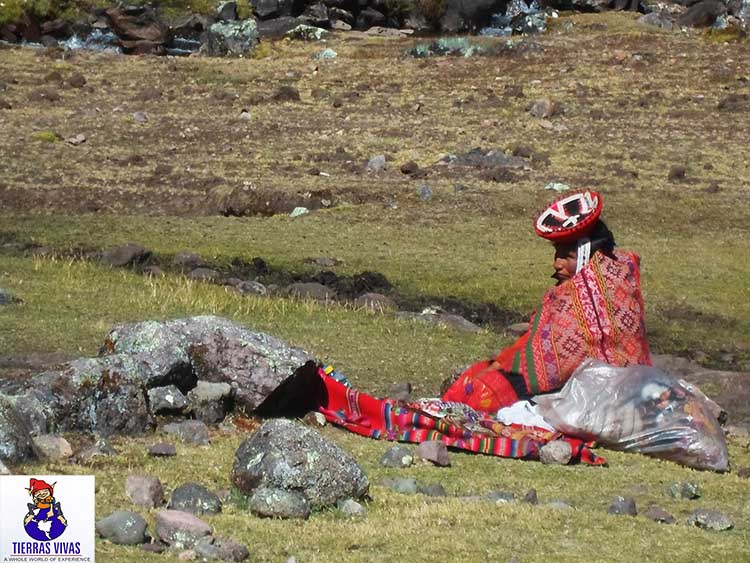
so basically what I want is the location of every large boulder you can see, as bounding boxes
[0,395,36,465]
[439,0,504,32]
[102,316,313,413]
[205,19,259,56]
[232,419,369,509]
[251,0,295,19]
[104,6,171,55]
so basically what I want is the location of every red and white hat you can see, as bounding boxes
[534,190,602,244]
[27,478,54,496]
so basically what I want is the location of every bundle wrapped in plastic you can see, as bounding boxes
[535,359,729,472]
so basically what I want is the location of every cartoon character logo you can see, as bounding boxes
[23,478,68,541]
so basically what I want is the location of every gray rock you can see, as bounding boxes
[529,98,557,119]
[133,111,148,123]
[506,322,530,336]
[149,385,188,413]
[173,252,207,271]
[353,292,396,311]
[548,500,573,510]
[206,20,259,57]
[233,281,268,296]
[143,266,165,277]
[103,316,312,413]
[168,482,222,515]
[417,440,451,467]
[252,0,294,19]
[388,382,412,401]
[687,509,734,531]
[249,487,311,519]
[232,419,369,509]
[366,154,386,173]
[287,282,336,301]
[381,477,418,495]
[75,437,117,464]
[397,309,481,333]
[417,185,433,201]
[217,1,238,21]
[126,474,165,508]
[638,11,674,30]
[380,445,414,468]
[643,505,676,524]
[155,510,213,548]
[523,488,538,505]
[338,498,366,517]
[162,420,210,445]
[418,482,447,497]
[667,481,701,499]
[149,442,177,457]
[141,543,167,554]
[187,381,232,423]
[187,268,220,282]
[539,440,572,465]
[285,24,328,40]
[0,288,17,305]
[33,434,73,460]
[608,496,637,516]
[96,511,148,545]
[100,243,150,267]
[314,48,337,61]
[0,395,36,464]
[195,536,249,561]
[488,491,516,504]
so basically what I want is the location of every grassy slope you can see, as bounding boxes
[1,12,750,562]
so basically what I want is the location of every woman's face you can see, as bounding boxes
[552,243,578,285]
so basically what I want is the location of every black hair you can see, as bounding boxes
[588,219,616,255]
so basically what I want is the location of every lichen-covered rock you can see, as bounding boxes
[33,434,73,460]
[195,536,249,561]
[149,385,189,414]
[248,487,311,519]
[232,418,369,509]
[126,474,165,508]
[162,420,210,445]
[0,395,36,465]
[96,511,148,545]
[205,20,259,57]
[168,483,222,515]
[155,510,212,548]
[187,381,232,423]
[102,316,312,413]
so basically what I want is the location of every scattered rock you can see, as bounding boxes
[231,280,268,296]
[68,73,87,88]
[168,482,222,515]
[638,12,674,30]
[397,308,481,333]
[687,508,734,531]
[667,481,701,500]
[418,482,447,497]
[132,111,149,123]
[162,420,210,446]
[523,488,538,505]
[96,511,148,545]
[0,288,17,305]
[194,536,250,562]
[206,20,259,57]
[545,182,570,193]
[100,243,151,267]
[313,48,337,61]
[301,411,326,427]
[643,505,676,524]
[539,440,572,465]
[30,88,61,103]
[149,385,188,413]
[285,24,328,41]
[232,418,369,509]
[75,437,117,464]
[289,207,309,218]
[287,282,336,301]
[547,500,573,510]
[381,445,414,468]
[417,185,433,201]
[366,154,386,173]
[173,252,206,270]
[249,487,311,519]
[529,98,557,119]
[338,498,366,517]
[417,440,451,467]
[155,510,213,548]
[353,292,396,311]
[187,381,232,423]
[187,268,221,282]
[608,496,637,516]
[488,491,516,504]
[217,1,239,21]
[142,543,167,554]
[126,474,165,508]
[0,99,10,110]
[507,322,530,336]
[33,434,73,460]
[736,467,750,479]
[381,477,418,495]
[149,442,177,457]
[400,161,420,175]
[668,165,687,182]
[272,85,301,102]
[66,133,87,146]
[179,550,197,561]
[388,382,412,401]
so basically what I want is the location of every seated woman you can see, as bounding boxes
[442,189,652,412]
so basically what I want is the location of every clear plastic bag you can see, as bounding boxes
[535,359,729,472]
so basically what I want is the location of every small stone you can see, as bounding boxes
[687,509,734,531]
[173,252,206,270]
[195,536,250,562]
[141,543,167,554]
[608,496,637,516]
[643,505,675,524]
[133,111,149,123]
[168,482,223,515]
[100,243,150,267]
[96,511,148,545]
[179,550,197,561]
[338,498,366,517]
[148,385,188,413]
[530,98,557,119]
[380,445,413,468]
[187,381,232,424]
[187,268,220,282]
[539,440,572,465]
[381,477,418,495]
[126,474,165,508]
[287,282,336,301]
[68,73,87,88]
[290,207,310,218]
[75,437,117,464]
[143,266,165,277]
[148,442,177,457]
[418,483,447,497]
[388,382,412,402]
[417,185,433,201]
[417,440,451,467]
[400,161,419,174]
[233,280,268,296]
[272,86,301,102]
[0,288,16,305]
[507,322,530,336]
[66,133,86,146]
[156,510,213,548]
[523,489,538,505]
[366,154,386,173]
[544,182,570,193]
[239,109,251,121]
[667,481,701,500]
[353,292,396,311]
[314,48,337,61]
[736,467,750,479]
[488,491,516,504]
[668,165,687,182]
[249,487,311,519]
[547,500,572,510]
[33,434,73,460]
[162,420,210,445]
[302,411,327,427]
